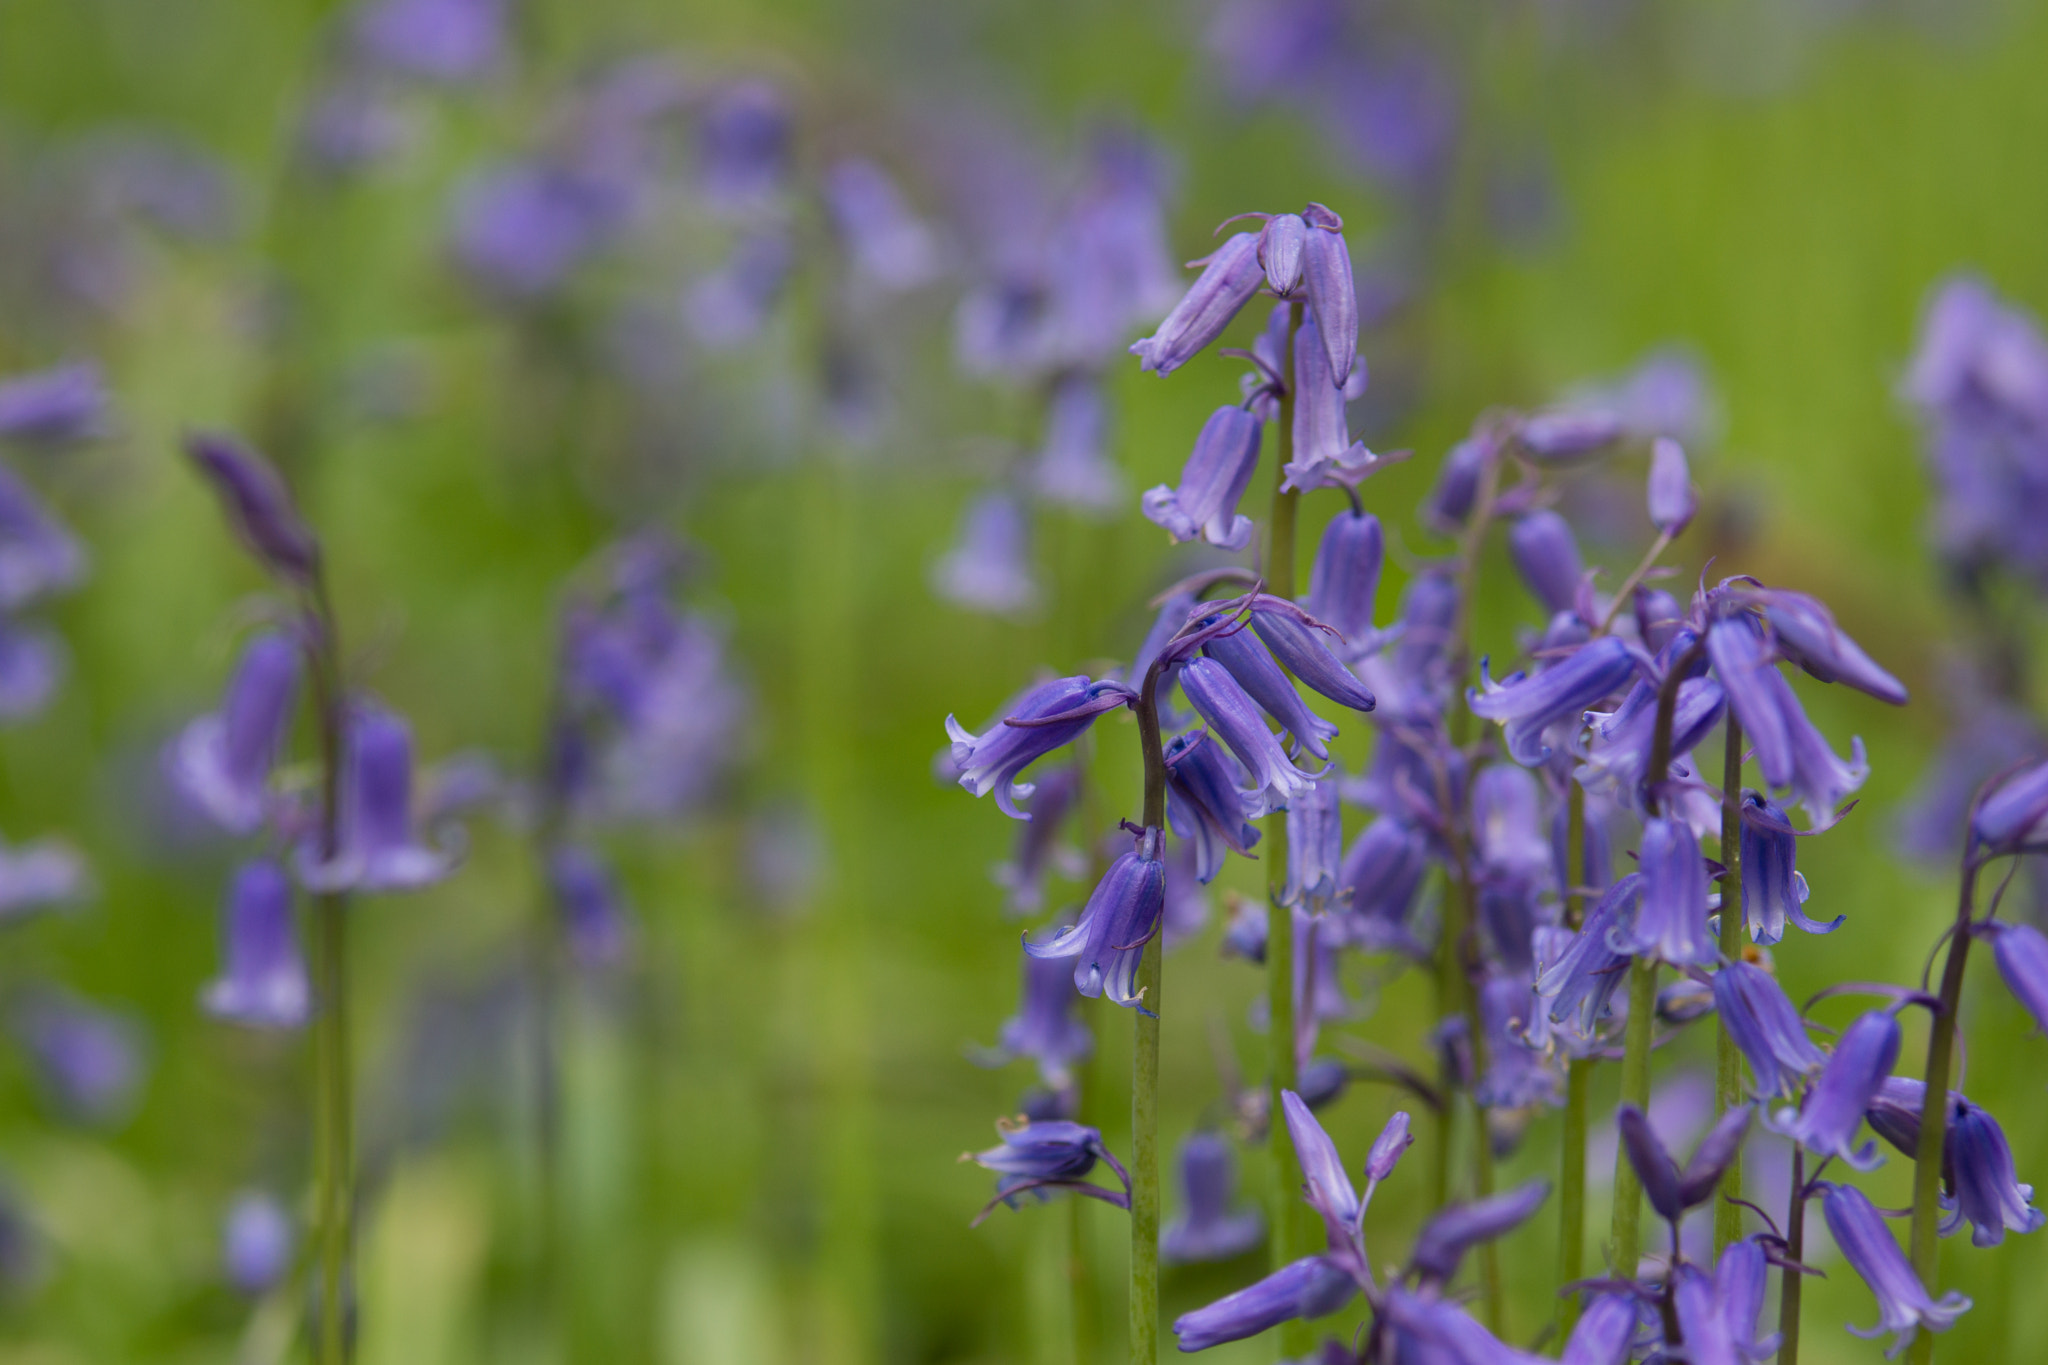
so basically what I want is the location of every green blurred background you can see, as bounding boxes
[0,0,2045,1361]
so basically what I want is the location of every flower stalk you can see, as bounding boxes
[1555,780,1589,1336]
[1780,1147,1807,1365]
[1130,661,1169,1365]
[305,571,352,1365]
[1714,715,1746,1253]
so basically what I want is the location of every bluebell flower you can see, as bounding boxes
[202,860,309,1029]
[1026,835,1166,1010]
[549,845,631,969]
[1180,658,1323,810]
[1739,793,1841,943]
[1221,896,1268,964]
[1507,510,1587,619]
[1162,1132,1265,1264]
[0,363,108,447]
[296,706,459,893]
[1204,621,1339,759]
[1864,1075,1943,1160]
[1336,817,1427,945]
[1714,1236,1782,1360]
[968,1117,1130,1218]
[1299,204,1357,385]
[1560,1292,1640,1365]
[1471,764,1550,880]
[1769,1009,1899,1170]
[450,160,628,302]
[1029,374,1124,513]
[1949,1095,2044,1247]
[0,834,87,923]
[933,491,1040,617]
[222,1191,293,1296]
[1645,438,1698,538]
[1759,591,1908,705]
[1633,585,1686,654]
[1142,406,1265,551]
[1467,635,1636,767]
[1705,615,1867,831]
[1577,675,1724,808]
[695,81,793,211]
[1983,919,2048,1033]
[1514,410,1624,462]
[1129,232,1265,376]
[1171,1255,1357,1351]
[1821,1181,1970,1356]
[1283,774,1343,909]
[981,945,1093,1088]
[995,763,1084,914]
[1970,759,2048,852]
[1257,213,1307,294]
[1616,1103,1684,1223]
[1165,731,1261,881]
[684,230,795,347]
[1897,686,2045,859]
[1475,972,1560,1109]
[1712,959,1827,1099]
[1301,509,1385,655]
[0,618,61,721]
[167,632,299,836]
[1282,314,1382,493]
[1249,600,1377,713]
[823,157,939,294]
[1378,1285,1531,1365]
[1670,1264,1739,1365]
[184,434,320,585]
[1612,816,1716,967]
[946,675,1135,819]
[1531,875,1640,1055]
[0,465,84,612]
[1408,1180,1549,1284]
[352,0,504,82]
[18,993,142,1127]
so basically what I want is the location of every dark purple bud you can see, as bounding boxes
[549,845,631,969]
[1560,1292,1639,1365]
[1712,959,1826,1099]
[1614,816,1715,966]
[184,434,320,585]
[1258,213,1307,294]
[1302,509,1384,650]
[202,860,309,1029]
[222,1192,293,1296]
[1467,635,1636,767]
[1203,620,1340,759]
[933,491,1039,617]
[1760,591,1907,705]
[353,0,504,82]
[1821,1181,1971,1354]
[1515,410,1624,461]
[982,943,1093,1088]
[1769,1010,1898,1170]
[1617,1103,1685,1223]
[1646,437,1697,537]
[1026,839,1166,1011]
[1170,1255,1357,1352]
[1300,203,1357,386]
[0,363,109,446]
[1281,1088,1360,1240]
[19,994,142,1126]
[1164,731,1260,883]
[1949,1096,2044,1247]
[1865,1076,1941,1159]
[996,764,1084,915]
[1507,510,1587,619]
[1677,1103,1753,1209]
[168,632,300,836]
[1409,1180,1549,1284]
[1162,1131,1265,1264]
[1141,405,1264,551]
[1550,793,1612,900]
[1972,761,2048,852]
[1282,314,1379,492]
[297,707,458,894]
[823,157,939,293]
[945,676,1133,819]
[696,81,792,210]
[1179,657,1322,810]
[1282,774,1343,908]
[1984,919,2048,1033]
[1368,1112,1415,1182]
[0,618,61,721]
[1249,605,1376,713]
[1129,232,1265,376]
[1739,793,1841,943]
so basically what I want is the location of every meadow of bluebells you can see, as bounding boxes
[2,2,2048,1364]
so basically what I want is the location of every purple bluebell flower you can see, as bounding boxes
[823,157,939,294]
[450,160,628,302]
[549,845,631,968]
[1164,731,1261,881]
[995,763,1083,914]
[684,230,794,347]
[695,82,792,210]
[1424,426,1496,533]
[352,0,504,82]
[19,994,142,1126]
[1712,958,1826,1099]
[184,434,320,585]
[1865,1076,1943,1160]
[1670,1264,1738,1365]
[1477,877,1540,974]
[1476,972,1559,1109]
[1180,658,1322,810]
[1821,1180,1971,1355]
[299,79,409,173]
[1221,896,1268,963]
[0,835,87,922]
[1759,591,1908,705]
[1162,1132,1265,1264]
[1335,817,1427,948]
[1531,875,1639,1055]
[1029,374,1124,513]
[946,675,1133,819]
[1550,792,1613,899]
[1634,586,1686,654]
[1204,0,1342,102]
[1948,1095,2043,1247]
[1132,588,1196,688]
[1646,438,1697,538]
[933,491,1039,617]
[1026,834,1166,1010]
[1770,1009,1899,1170]
[202,860,309,1029]
[1282,316,1380,493]
[1983,919,2048,1032]
[1507,510,1586,619]
[167,632,299,836]
[1204,621,1340,759]
[222,1191,293,1296]
[1408,1180,1549,1284]
[1249,598,1376,715]
[0,464,84,611]
[1971,759,2048,852]
[0,363,108,446]
[1163,837,1210,948]
[1560,1292,1639,1365]
[1739,793,1840,943]
[0,619,61,721]
[1467,635,1636,767]
[1130,233,1265,376]
[296,707,458,893]
[1471,765,1549,879]
[1257,213,1307,294]
[1378,1285,1529,1365]
[1705,615,1867,831]
[1171,1255,1357,1351]
[1301,509,1384,653]
[1715,1236,1781,1359]
[1142,406,1264,551]
[1283,774,1344,908]
[1299,204,1356,386]
[1577,677,1726,806]
[1515,410,1624,461]
[1617,1103,1685,1222]
[1612,816,1715,967]
[982,944,1093,1088]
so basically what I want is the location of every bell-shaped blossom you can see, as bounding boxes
[1257,213,1306,294]
[970,1118,1119,1206]
[1471,765,1549,879]
[222,1191,293,1296]
[1821,1181,1971,1355]
[18,994,142,1126]
[184,434,320,585]
[1949,1096,2044,1247]
[1865,1076,1943,1160]
[1467,635,1636,767]
[0,363,108,447]
[1706,615,1867,831]
[1179,658,1322,810]
[1715,1237,1782,1360]
[1478,877,1541,974]
[1424,425,1500,532]
[296,707,458,894]
[1761,591,1908,705]
[1300,204,1357,385]
[352,0,504,82]
[167,632,300,836]
[1613,816,1716,966]
[994,764,1083,914]
[1336,817,1427,949]
[201,861,309,1029]
[1301,508,1384,653]
[1507,510,1586,619]
[1162,1132,1265,1264]
[1983,919,2048,1032]
[1635,586,1687,654]
[1646,437,1698,537]
[1170,1254,1356,1351]
[1204,622,1339,758]
[1670,1264,1739,1365]
[1408,1180,1549,1285]
[0,617,61,720]
[1713,959,1826,1098]
[1971,759,2048,851]
[1130,232,1265,376]
[946,675,1133,819]
[1475,973,1560,1109]
[1532,875,1640,1055]
[933,491,1039,617]
[1739,793,1841,943]
[1561,1292,1639,1365]
[1029,374,1123,512]
[1283,774,1343,909]
[1515,410,1624,461]
[982,944,1093,1088]
[1379,1285,1530,1365]
[1769,1009,1899,1170]
[1142,405,1264,551]
[0,465,83,614]
[1249,600,1376,713]
[822,157,939,293]
[549,845,631,968]
[1577,677,1725,804]
[1282,314,1381,492]
[1164,731,1261,879]
[1026,838,1166,1010]
[1617,1103,1685,1223]
[449,158,628,303]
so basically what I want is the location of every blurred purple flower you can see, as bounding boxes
[222,1192,293,1296]
[297,706,458,893]
[549,845,632,968]
[353,0,505,82]
[0,364,109,447]
[18,993,143,1127]
[184,434,320,586]
[979,943,1093,1089]
[824,158,941,294]
[202,860,310,1029]
[167,632,299,836]
[1162,1132,1265,1264]
[933,491,1039,617]
[1028,374,1124,513]
[696,82,792,212]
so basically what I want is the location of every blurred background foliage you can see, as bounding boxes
[0,0,2045,1362]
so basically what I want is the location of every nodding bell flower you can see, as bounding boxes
[969,1117,1125,1208]
[1467,635,1637,767]
[548,845,631,968]
[1634,586,1686,654]
[1506,510,1587,619]
[980,943,1094,1089]
[167,632,300,836]
[933,490,1039,617]
[1179,658,1323,811]
[1299,204,1357,386]
[822,157,940,294]
[1561,1292,1640,1365]
[1378,1286,1530,1365]
[1611,816,1716,967]
[1646,437,1698,538]
[1714,1236,1782,1360]
[1531,875,1640,1055]
[222,1192,293,1297]
[1258,213,1307,294]
[1424,425,1499,533]
[1949,1096,2045,1247]
[0,465,84,611]
[353,0,506,83]
[1821,1181,1971,1355]
[1161,1132,1265,1264]
[1477,879,1540,975]
[295,706,459,894]
[1759,591,1908,705]
[1164,731,1261,880]
[1971,759,2048,852]
[1981,919,2048,1033]
[1712,959,1826,1099]
[1203,619,1340,759]
[0,835,87,923]
[1471,765,1549,879]
[1514,410,1624,462]
[1130,232,1265,377]
[1301,508,1385,655]
[1576,676,1725,805]
[1248,599,1377,713]
[1337,817,1428,945]
[1475,972,1560,1109]
[1670,1264,1740,1365]
[1864,1075,1944,1160]
[18,993,142,1127]
[1408,1180,1550,1285]
[946,675,1134,819]
[1029,374,1124,513]
[1170,1254,1357,1352]
[184,434,320,585]
[1282,774,1343,909]
[1740,793,1841,943]
[1281,314,1381,493]
[1704,614,1867,831]
[1026,832,1166,1011]
[1141,406,1264,551]
[0,363,108,447]
[201,860,310,1029]
[1769,1009,1900,1170]
[994,763,1084,915]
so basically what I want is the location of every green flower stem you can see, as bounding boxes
[1130,663,1171,1365]
[1779,1148,1806,1365]
[306,574,352,1365]
[1714,716,1746,1254]
[1556,780,1590,1337]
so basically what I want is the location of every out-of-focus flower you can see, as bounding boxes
[1646,438,1698,538]
[184,434,321,586]
[17,994,143,1127]
[450,160,631,303]
[824,158,941,294]
[352,0,506,82]
[1301,508,1384,654]
[1983,919,2048,1034]
[1162,1131,1264,1264]
[1408,1180,1549,1284]
[979,944,1093,1089]
[1821,1181,1971,1355]
[1712,959,1826,1099]
[684,230,794,348]
[1028,374,1124,513]
[0,464,86,612]
[933,491,1039,617]
[0,834,87,922]
[202,860,310,1029]
[167,632,300,836]
[696,82,792,212]
[297,706,459,893]
[0,364,109,447]
[549,845,631,968]
[222,1191,293,1296]
[1506,510,1585,619]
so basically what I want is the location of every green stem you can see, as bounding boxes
[306,573,352,1365]
[1905,855,1979,1365]
[1129,671,1170,1365]
[1714,717,1746,1254]
[1779,1148,1806,1365]
[1556,780,1589,1336]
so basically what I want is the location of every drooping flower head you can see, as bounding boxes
[1821,1181,1971,1356]
[1162,1131,1265,1264]
[296,705,459,894]
[202,860,310,1029]
[945,675,1134,819]
[1025,830,1166,1011]
[167,632,300,836]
